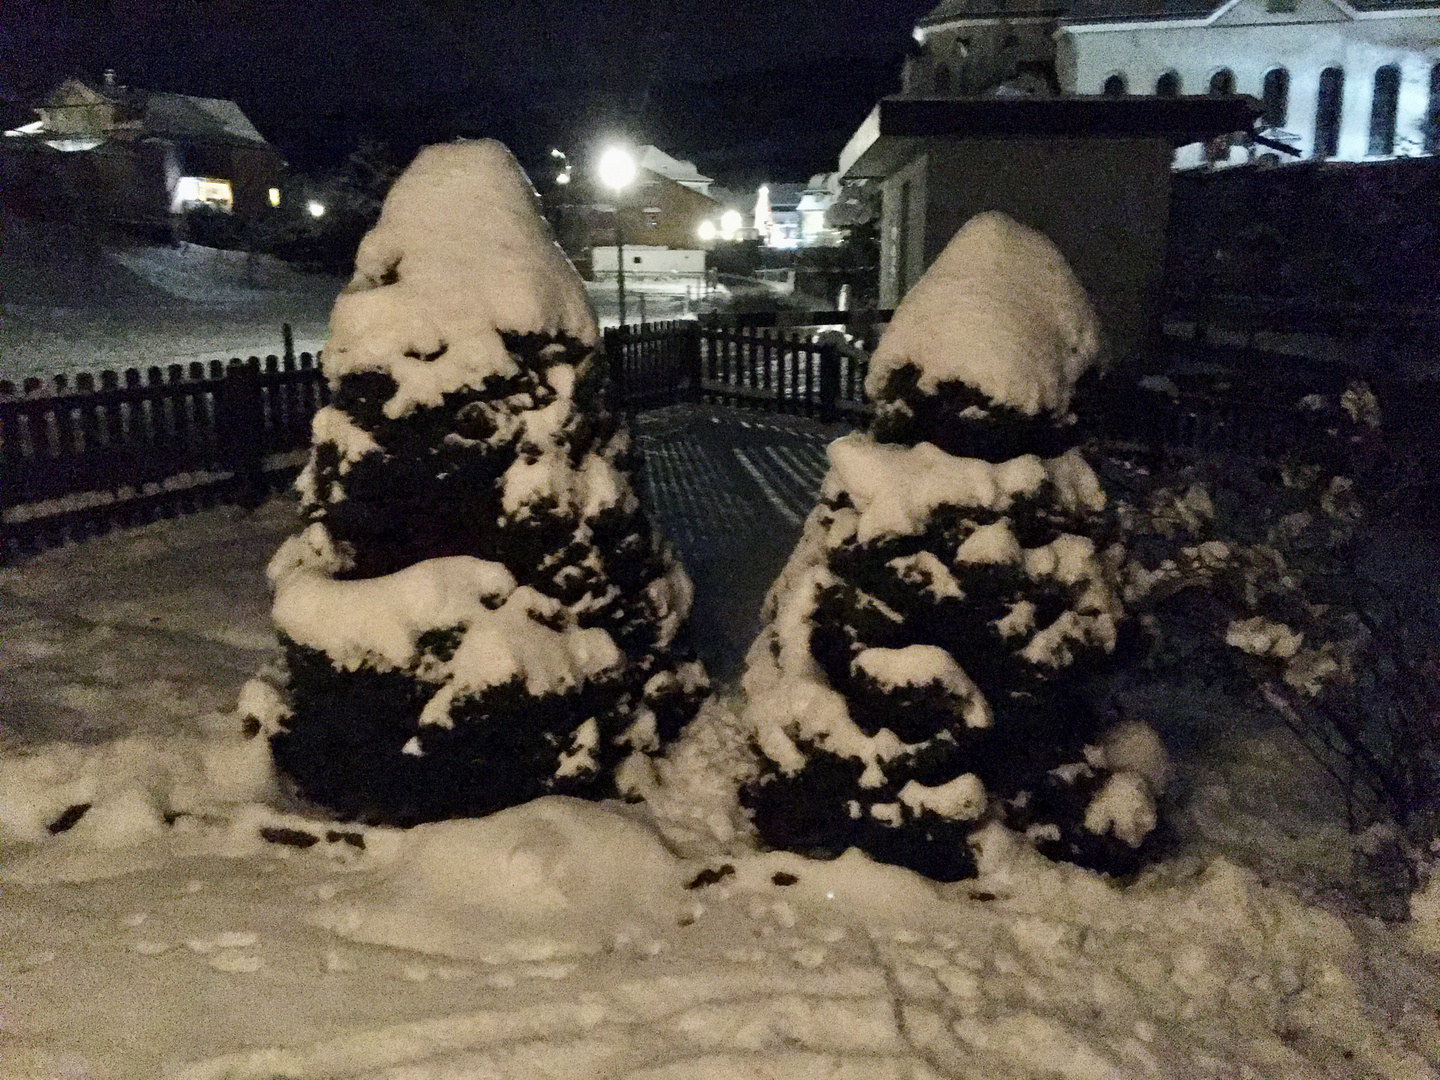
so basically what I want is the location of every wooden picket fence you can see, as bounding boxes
[0,353,327,560]
[604,316,879,421]
[4,312,1431,562]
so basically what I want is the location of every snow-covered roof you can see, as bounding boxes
[637,145,713,194]
[29,78,273,148]
[142,92,270,147]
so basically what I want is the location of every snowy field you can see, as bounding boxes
[0,234,699,387]
[0,231,344,386]
[3,484,1439,1080]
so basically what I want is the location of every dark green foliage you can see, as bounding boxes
[742,352,1149,880]
[271,325,707,825]
[743,744,980,882]
[870,364,1077,462]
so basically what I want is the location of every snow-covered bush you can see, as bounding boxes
[256,141,706,825]
[1108,379,1440,906]
[739,213,1165,881]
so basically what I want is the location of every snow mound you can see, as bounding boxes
[865,211,1100,416]
[312,797,687,960]
[323,139,598,417]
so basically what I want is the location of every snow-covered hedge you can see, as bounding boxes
[1107,380,1440,909]
[253,141,707,825]
[739,213,1166,881]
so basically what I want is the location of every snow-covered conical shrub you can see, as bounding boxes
[740,212,1164,880]
[262,141,706,825]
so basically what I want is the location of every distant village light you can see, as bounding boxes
[268,187,281,207]
[307,199,326,218]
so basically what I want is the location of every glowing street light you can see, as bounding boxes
[307,199,326,219]
[720,209,742,240]
[597,145,638,328]
[597,145,637,192]
[697,219,717,242]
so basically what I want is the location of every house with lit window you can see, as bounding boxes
[551,144,723,280]
[2,73,284,233]
[907,0,1440,164]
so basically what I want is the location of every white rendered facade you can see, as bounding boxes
[912,0,1440,164]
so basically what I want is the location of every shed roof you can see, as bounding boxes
[840,95,1263,178]
[917,0,1439,23]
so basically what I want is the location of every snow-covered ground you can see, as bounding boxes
[4,186,1438,1080]
[3,491,1439,1080]
[0,230,345,386]
[0,233,704,387]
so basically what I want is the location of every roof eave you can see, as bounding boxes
[840,95,1263,179]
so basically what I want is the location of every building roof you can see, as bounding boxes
[29,79,272,148]
[918,0,1439,24]
[141,92,270,147]
[637,146,713,192]
[918,0,1066,24]
[840,95,1263,178]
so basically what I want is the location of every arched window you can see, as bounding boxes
[1156,71,1181,98]
[1368,64,1400,156]
[1427,63,1440,155]
[1209,68,1235,96]
[1315,66,1344,158]
[1103,73,1128,97]
[1262,67,1289,128]
[935,64,952,94]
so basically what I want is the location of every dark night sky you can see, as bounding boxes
[1,0,932,184]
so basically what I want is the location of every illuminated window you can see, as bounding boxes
[1155,71,1181,98]
[1368,64,1400,156]
[268,187,281,207]
[173,176,234,212]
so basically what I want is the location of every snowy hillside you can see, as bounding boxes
[0,219,345,385]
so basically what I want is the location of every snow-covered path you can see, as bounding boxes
[2,416,1439,1080]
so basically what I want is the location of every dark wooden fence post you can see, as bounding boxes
[686,321,704,404]
[282,322,295,365]
[0,383,13,563]
[818,342,841,423]
[218,358,266,509]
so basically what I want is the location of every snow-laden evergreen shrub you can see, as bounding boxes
[258,141,706,825]
[739,213,1167,881]
[1108,380,1440,906]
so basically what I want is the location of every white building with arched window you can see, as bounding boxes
[910,0,1440,164]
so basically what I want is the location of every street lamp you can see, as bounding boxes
[597,145,637,328]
